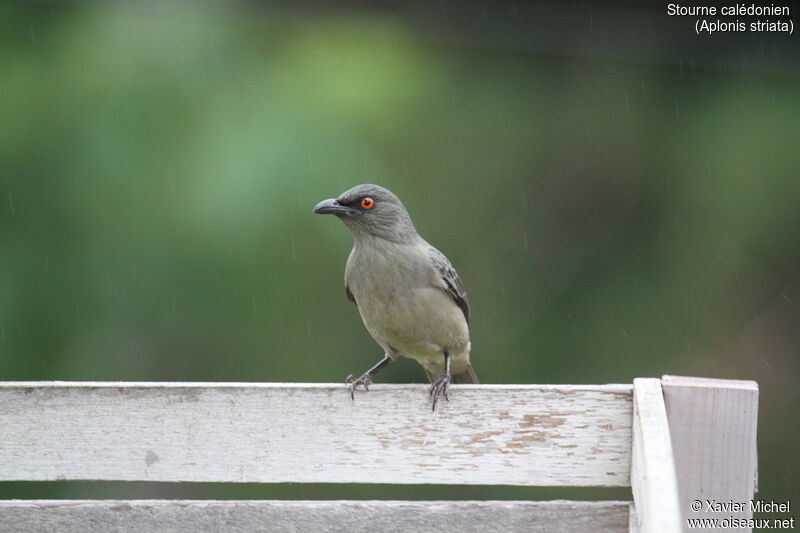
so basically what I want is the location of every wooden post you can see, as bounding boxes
[661,375,759,532]
[631,378,682,533]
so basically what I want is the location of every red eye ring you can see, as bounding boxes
[361,197,375,209]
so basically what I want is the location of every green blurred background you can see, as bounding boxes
[1,0,798,511]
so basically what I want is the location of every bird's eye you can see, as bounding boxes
[360,197,375,209]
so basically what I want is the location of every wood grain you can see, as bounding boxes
[0,382,633,486]
[0,500,633,533]
[662,375,759,530]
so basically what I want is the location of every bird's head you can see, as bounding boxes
[313,184,417,242]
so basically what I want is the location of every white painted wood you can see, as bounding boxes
[0,500,632,533]
[0,382,632,486]
[628,505,640,533]
[631,379,681,533]
[661,375,759,532]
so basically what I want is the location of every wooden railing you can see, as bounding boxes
[0,375,758,532]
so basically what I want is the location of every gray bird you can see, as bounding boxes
[313,184,477,409]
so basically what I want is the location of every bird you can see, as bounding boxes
[313,184,477,410]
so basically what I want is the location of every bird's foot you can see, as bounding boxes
[345,373,372,401]
[429,371,451,411]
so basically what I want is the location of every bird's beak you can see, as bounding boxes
[313,198,352,216]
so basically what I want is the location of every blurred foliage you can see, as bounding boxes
[1,1,798,508]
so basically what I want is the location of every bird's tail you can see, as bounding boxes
[424,363,479,384]
[452,363,479,384]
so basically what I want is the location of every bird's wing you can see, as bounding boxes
[428,246,470,325]
[345,285,356,306]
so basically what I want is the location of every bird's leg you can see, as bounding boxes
[430,350,452,411]
[346,354,394,401]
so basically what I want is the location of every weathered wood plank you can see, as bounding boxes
[0,500,633,533]
[662,375,759,531]
[0,382,632,486]
[631,379,681,533]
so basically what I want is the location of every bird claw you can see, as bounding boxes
[429,372,450,411]
[345,373,372,400]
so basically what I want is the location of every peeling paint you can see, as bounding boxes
[520,414,566,428]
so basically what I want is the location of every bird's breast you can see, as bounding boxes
[345,243,469,359]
